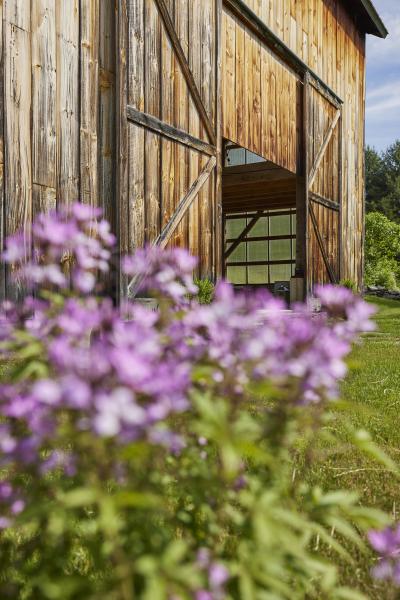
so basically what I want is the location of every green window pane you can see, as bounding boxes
[269,239,291,261]
[291,212,296,232]
[227,266,246,285]
[228,243,246,263]
[250,216,268,237]
[269,214,291,236]
[292,238,296,259]
[226,218,246,238]
[248,266,268,284]
[269,264,292,283]
[248,240,268,262]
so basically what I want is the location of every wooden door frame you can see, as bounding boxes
[117,0,222,298]
[303,73,343,295]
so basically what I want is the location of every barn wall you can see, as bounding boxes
[222,9,299,174]
[117,0,219,296]
[0,0,116,298]
[231,0,366,286]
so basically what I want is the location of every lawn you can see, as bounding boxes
[304,296,400,597]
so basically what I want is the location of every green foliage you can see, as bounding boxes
[365,141,400,222]
[194,278,215,304]
[339,280,357,293]
[364,212,400,290]
[300,297,400,596]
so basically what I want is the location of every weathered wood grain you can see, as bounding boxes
[56,0,80,206]
[126,0,145,256]
[80,0,99,209]
[0,0,5,300]
[4,1,32,299]
[31,0,56,210]
[99,0,116,228]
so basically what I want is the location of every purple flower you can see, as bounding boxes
[209,563,229,588]
[123,246,198,301]
[369,525,400,586]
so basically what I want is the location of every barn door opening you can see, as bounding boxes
[304,73,343,294]
[117,0,221,298]
[222,142,297,302]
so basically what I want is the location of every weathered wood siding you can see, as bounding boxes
[118,0,220,296]
[222,9,299,174]
[0,0,116,298]
[0,0,368,295]
[226,0,366,286]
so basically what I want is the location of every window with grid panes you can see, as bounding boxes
[225,209,296,286]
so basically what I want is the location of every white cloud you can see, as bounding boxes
[366,80,400,115]
[365,0,400,149]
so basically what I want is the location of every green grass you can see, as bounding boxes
[304,296,400,597]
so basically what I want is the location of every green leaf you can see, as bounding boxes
[59,487,98,508]
[353,429,399,475]
[114,491,161,509]
[162,540,188,569]
[333,587,368,600]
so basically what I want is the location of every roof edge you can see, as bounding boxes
[359,0,388,38]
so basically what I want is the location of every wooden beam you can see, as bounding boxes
[309,203,338,284]
[224,210,264,258]
[223,0,343,109]
[127,156,216,297]
[126,104,216,156]
[310,192,340,212]
[223,200,296,212]
[155,156,216,248]
[226,234,296,243]
[154,0,216,146]
[223,161,280,175]
[308,75,341,110]
[308,109,341,189]
[126,105,216,156]
[226,259,295,267]
[225,209,295,218]
[223,168,295,187]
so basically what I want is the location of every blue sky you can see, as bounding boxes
[366,0,400,151]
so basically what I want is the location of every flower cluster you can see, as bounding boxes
[3,202,115,293]
[123,245,198,301]
[369,525,400,585]
[0,205,378,598]
[195,549,230,600]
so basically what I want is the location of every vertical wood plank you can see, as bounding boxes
[199,0,214,276]
[261,46,270,163]
[223,11,235,142]
[99,0,116,227]
[214,0,223,279]
[235,17,245,148]
[173,0,188,248]
[0,0,4,299]
[251,36,261,155]
[127,0,145,252]
[188,0,200,263]
[80,0,100,208]
[145,0,162,243]
[116,0,128,297]
[4,0,32,298]
[31,0,56,215]
[56,0,80,206]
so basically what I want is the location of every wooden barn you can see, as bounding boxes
[0,0,387,300]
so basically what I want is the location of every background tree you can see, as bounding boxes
[382,141,400,222]
[365,146,386,213]
[365,141,400,222]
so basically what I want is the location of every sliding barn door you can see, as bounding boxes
[305,73,343,293]
[117,0,221,297]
